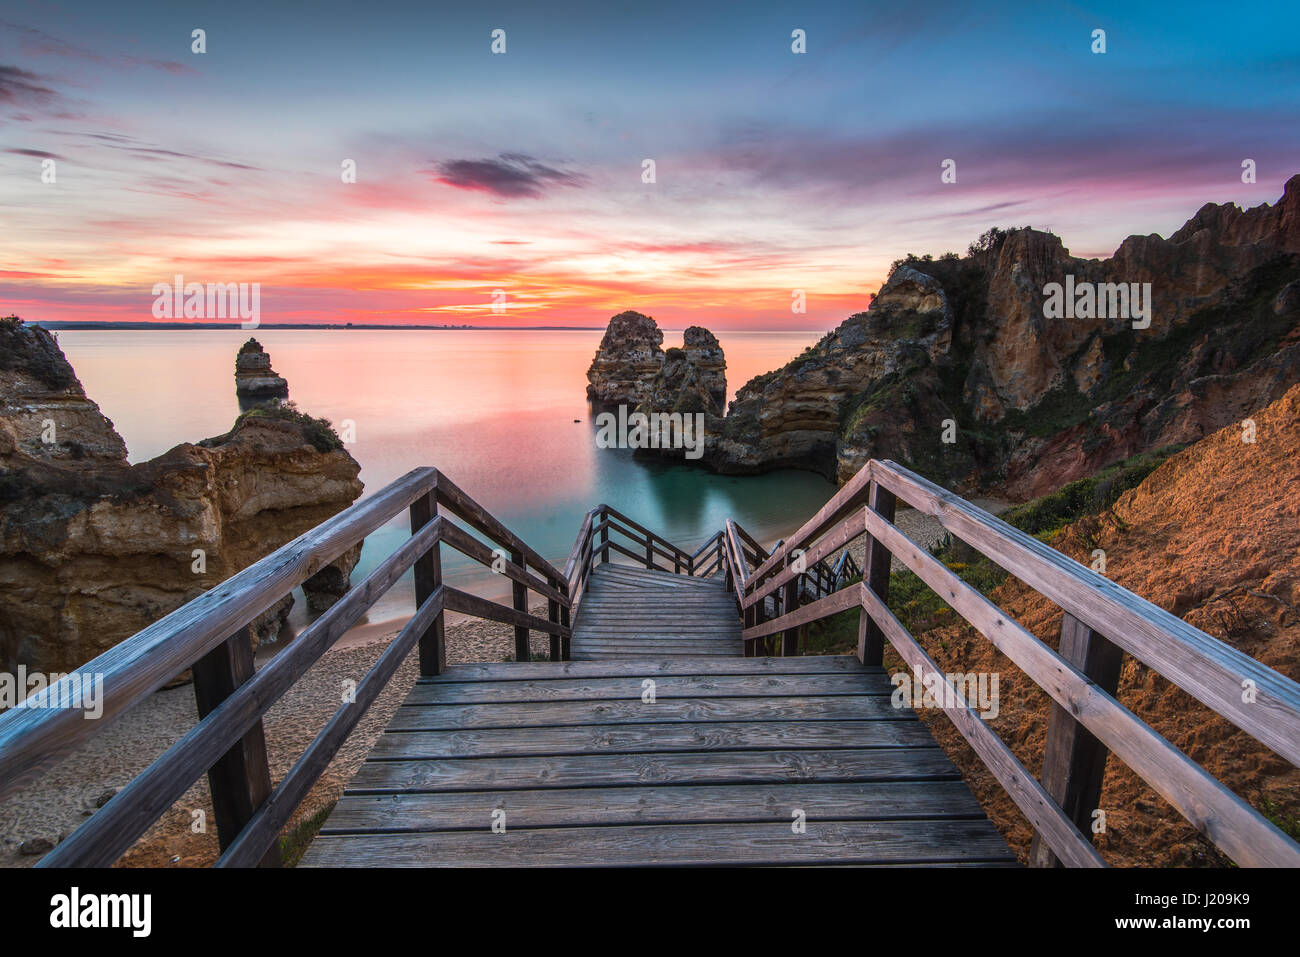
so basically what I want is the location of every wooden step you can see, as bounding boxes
[300,656,1015,868]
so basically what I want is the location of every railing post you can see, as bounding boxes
[746,577,761,658]
[410,491,445,675]
[600,516,610,565]
[782,557,800,657]
[191,628,279,867]
[547,575,562,662]
[645,537,654,569]
[857,481,896,666]
[511,548,530,661]
[1030,612,1124,867]
[559,581,571,660]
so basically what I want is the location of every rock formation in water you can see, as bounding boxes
[701,174,1300,500]
[585,311,664,405]
[235,337,289,406]
[636,326,728,417]
[0,318,364,674]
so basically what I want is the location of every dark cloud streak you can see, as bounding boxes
[430,153,585,198]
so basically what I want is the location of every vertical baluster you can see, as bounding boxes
[857,482,896,666]
[410,491,445,675]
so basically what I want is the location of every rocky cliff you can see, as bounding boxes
[0,319,364,675]
[235,337,289,408]
[636,326,728,417]
[585,311,664,405]
[704,175,1300,500]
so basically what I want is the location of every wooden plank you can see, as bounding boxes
[346,747,959,793]
[36,513,446,868]
[858,583,1106,868]
[301,819,1013,867]
[743,585,861,641]
[409,490,445,676]
[742,510,865,610]
[746,460,877,586]
[403,673,886,704]
[443,587,568,638]
[1030,612,1124,868]
[368,719,937,759]
[389,694,903,730]
[782,565,801,657]
[871,459,1300,770]
[511,548,529,661]
[320,780,988,833]
[217,588,444,867]
[433,470,565,582]
[561,507,599,583]
[416,656,874,681]
[439,520,568,608]
[858,481,896,667]
[862,505,1300,867]
[0,466,438,800]
[191,630,279,867]
[600,506,691,561]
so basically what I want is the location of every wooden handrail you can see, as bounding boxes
[869,460,1300,769]
[860,499,1300,868]
[727,458,1300,868]
[0,466,439,801]
[1,466,574,868]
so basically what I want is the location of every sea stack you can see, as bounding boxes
[585,311,664,405]
[0,317,364,674]
[235,337,289,406]
[637,326,727,416]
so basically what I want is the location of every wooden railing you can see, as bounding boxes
[0,468,571,868]
[729,458,1300,868]
[563,504,724,605]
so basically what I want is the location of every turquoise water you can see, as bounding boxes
[57,328,834,630]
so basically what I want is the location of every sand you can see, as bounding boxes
[0,498,1005,868]
[0,604,554,868]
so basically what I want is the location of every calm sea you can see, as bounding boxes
[56,328,833,635]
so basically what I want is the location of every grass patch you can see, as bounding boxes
[798,444,1185,653]
[279,802,335,867]
[209,399,345,453]
[1261,799,1300,843]
[1000,445,1184,539]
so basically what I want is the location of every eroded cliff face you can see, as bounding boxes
[706,175,1300,497]
[636,326,728,417]
[585,311,664,405]
[235,337,289,406]
[0,319,364,674]
[711,267,955,477]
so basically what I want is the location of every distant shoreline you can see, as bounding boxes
[33,321,827,333]
[33,321,604,331]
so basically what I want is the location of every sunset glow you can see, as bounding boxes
[2,1,1297,329]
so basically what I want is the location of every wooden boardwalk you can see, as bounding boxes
[300,652,1015,866]
[569,564,744,659]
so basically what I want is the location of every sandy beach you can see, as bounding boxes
[0,604,556,868]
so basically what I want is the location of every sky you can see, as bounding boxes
[1,0,1297,330]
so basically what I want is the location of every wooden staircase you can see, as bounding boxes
[5,461,1299,869]
[570,564,743,659]
[299,655,1015,867]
